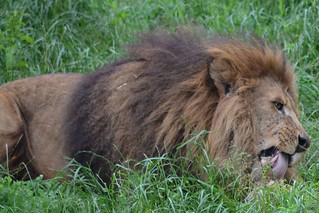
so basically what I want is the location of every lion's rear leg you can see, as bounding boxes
[0,91,28,176]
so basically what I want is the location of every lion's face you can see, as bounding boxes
[253,77,310,180]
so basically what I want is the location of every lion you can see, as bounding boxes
[0,30,311,184]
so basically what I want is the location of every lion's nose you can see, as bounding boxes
[295,134,311,153]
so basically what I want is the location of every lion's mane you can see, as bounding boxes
[65,30,296,182]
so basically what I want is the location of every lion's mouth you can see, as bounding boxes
[259,147,290,180]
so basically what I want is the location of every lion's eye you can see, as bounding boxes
[273,101,284,111]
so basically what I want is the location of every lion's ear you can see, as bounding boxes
[209,69,231,99]
[208,48,235,99]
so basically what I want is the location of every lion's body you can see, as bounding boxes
[0,30,310,183]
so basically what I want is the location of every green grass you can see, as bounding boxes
[0,0,319,212]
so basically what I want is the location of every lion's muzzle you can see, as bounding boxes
[257,133,311,182]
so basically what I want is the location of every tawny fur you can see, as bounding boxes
[0,74,82,179]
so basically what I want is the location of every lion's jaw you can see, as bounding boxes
[253,78,310,181]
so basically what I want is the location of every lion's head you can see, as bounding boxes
[205,38,310,182]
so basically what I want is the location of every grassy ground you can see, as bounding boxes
[0,0,318,212]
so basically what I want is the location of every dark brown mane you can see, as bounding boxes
[65,29,296,183]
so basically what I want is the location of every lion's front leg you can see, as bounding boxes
[284,167,302,183]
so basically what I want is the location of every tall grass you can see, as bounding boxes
[0,0,318,212]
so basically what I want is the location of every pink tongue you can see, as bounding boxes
[272,152,289,179]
